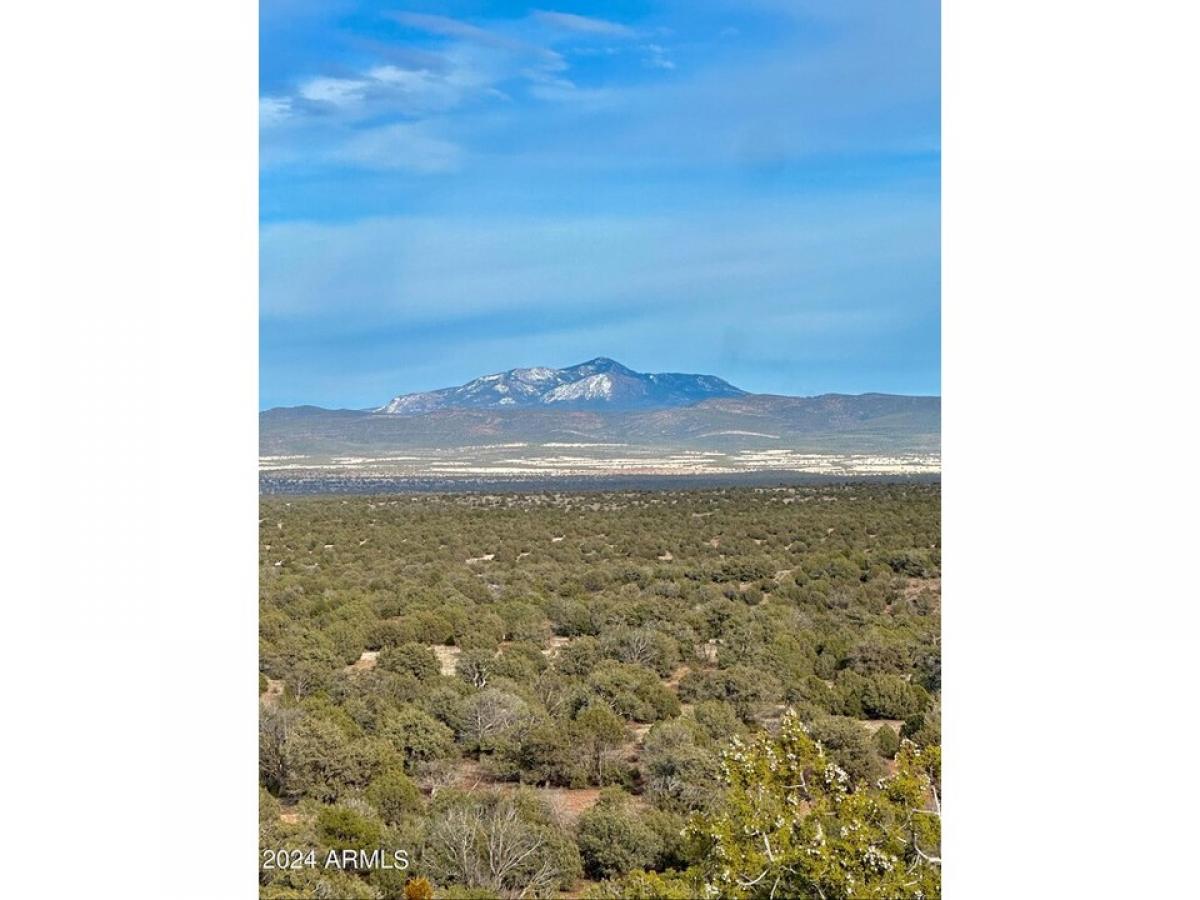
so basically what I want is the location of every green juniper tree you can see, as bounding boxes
[684,710,940,899]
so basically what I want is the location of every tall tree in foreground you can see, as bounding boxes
[683,710,940,899]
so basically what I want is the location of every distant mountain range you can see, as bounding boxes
[261,358,940,455]
[378,357,745,413]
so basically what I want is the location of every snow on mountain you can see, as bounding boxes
[542,373,615,403]
[378,392,444,415]
[375,357,746,414]
[511,367,559,382]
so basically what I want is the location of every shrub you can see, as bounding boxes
[557,636,603,676]
[691,700,741,743]
[570,703,628,786]
[846,636,907,676]
[641,719,721,813]
[377,643,441,681]
[639,806,690,870]
[365,769,421,824]
[902,697,941,747]
[588,661,681,723]
[584,870,698,899]
[678,666,778,722]
[316,805,382,852]
[378,704,457,771]
[492,641,549,681]
[402,877,434,900]
[498,718,583,787]
[576,791,662,879]
[260,708,377,801]
[456,611,506,651]
[873,724,900,760]
[367,619,415,651]
[494,601,549,643]
[456,648,497,688]
[806,716,884,786]
[406,610,457,645]
[601,626,680,677]
[328,621,369,665]
[861,673,925,720]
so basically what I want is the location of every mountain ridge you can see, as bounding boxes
[261,358,938,456]
[376,357,747,414]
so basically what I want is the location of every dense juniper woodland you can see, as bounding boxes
[260,485,940,898]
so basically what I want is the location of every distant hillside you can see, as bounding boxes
[261,360,939,456]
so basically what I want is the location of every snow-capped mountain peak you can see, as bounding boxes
[375,358,745,414]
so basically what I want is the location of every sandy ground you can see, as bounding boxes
[449,760,623,826]
[278,805,304,825]
[346,650,379,673]
[431,645,461,676]
[261,678,284,707]
[664,664,691,692]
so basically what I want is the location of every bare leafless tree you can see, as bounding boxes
[427,797,567,898]
[460,689,527,753]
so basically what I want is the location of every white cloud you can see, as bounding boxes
[642,44,676,70]
[261,8,678,172]
[330,123,463,173]
[389,10,562,67]
[259,96,292,127]
[389,11,509,46]
[363,64,475,113]
[367,64,434,88]
[297,76,367,109]
[533,10,637,39]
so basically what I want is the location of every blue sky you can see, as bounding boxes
[260,1,939,409]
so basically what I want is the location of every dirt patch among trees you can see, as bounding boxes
[261,678,284,707]
[447,760,612,826]
[346,650,379,673]
[431,644,461,676]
